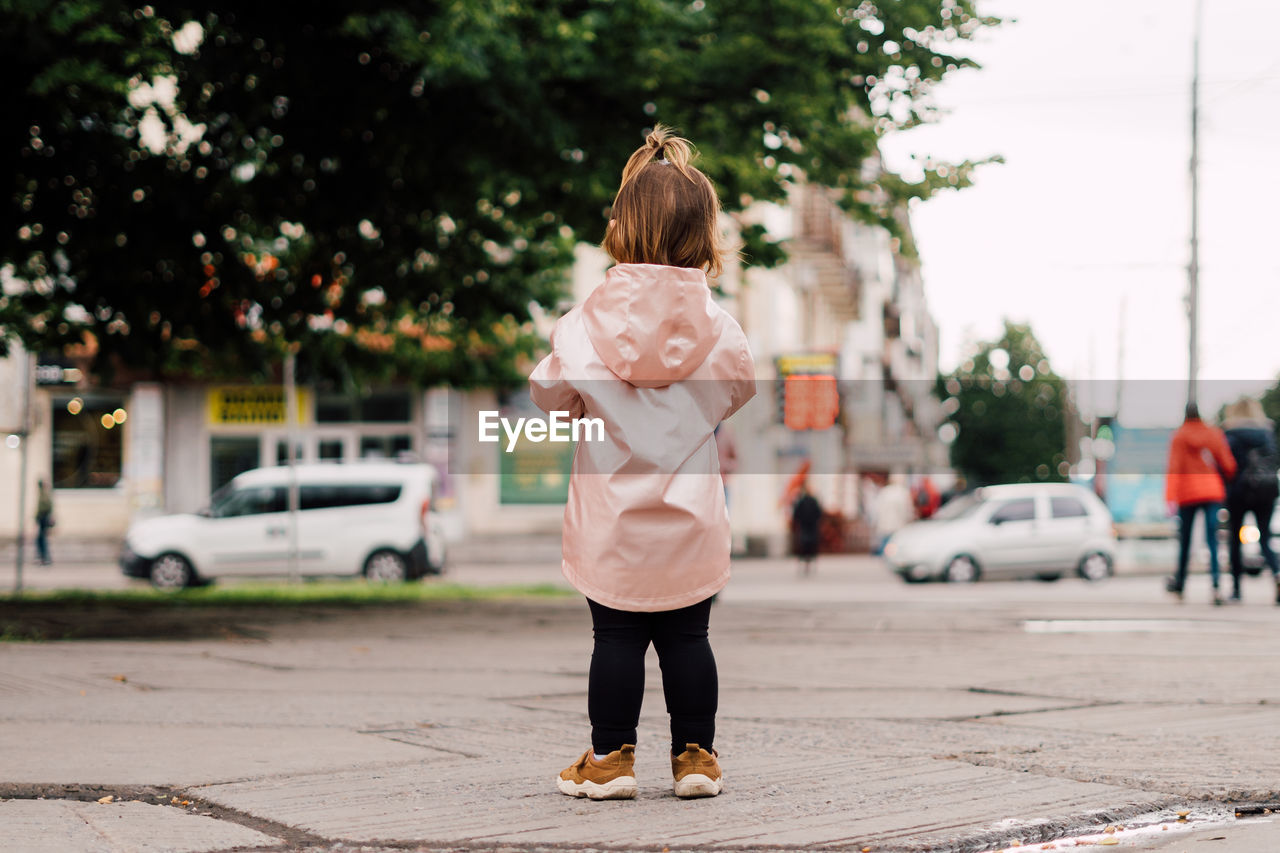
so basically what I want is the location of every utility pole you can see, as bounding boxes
[12,351,34,596]
[1187,0,1203,407]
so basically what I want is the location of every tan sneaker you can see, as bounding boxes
[557,745,637,800]
[671,743,723,798]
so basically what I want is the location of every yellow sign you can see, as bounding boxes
[775,352,839,377]
[208,387,309,426]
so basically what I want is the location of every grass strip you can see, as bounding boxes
[0,581,572,609]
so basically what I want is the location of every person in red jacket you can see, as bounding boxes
[1165,403,1238,603]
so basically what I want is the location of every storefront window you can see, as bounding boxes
[275,439,304,465]
[51,395,125,489]
[318,439,345,461]
[210,436,261,493]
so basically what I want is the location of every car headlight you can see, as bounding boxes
[883,542,898,558]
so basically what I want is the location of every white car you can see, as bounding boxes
[883,482,1115,583]
[121,463,447,589]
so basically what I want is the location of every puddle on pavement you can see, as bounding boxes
[976,804,1278,851]
[1022,619,1246,634]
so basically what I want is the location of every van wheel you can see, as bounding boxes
[364,549,409,583]
[1077,551,1113,581]
[943,554,981,583]
[150,553,194,590]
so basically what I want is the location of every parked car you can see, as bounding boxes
[883,482,1116,583]
[121,463,447,589]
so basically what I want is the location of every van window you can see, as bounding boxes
[299,484,402,510]
[213,486,287,518]
[989,498,1035,524]
[1050,496,1088,519]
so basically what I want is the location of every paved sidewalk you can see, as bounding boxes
[3,565,1280,851]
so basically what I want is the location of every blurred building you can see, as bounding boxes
[1,182,947,554]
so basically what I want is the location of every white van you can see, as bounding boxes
[120,463,447,589]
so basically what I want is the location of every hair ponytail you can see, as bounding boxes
[619,125,698,190]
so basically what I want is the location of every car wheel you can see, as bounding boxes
[943,554,980,583]
[364,548,409,583]
[1077,551,1113,581]
[150,553,194,590]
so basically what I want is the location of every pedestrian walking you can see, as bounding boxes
[791,482,823,576]
[1164,403,1237,604]
[872,474,914,556]
[530,125,756,801]
[35,478,54,566]
[1221,397,1280,603]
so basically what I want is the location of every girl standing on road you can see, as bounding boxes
[530,126,756,800]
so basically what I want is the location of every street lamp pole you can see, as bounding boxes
[1187,0,1203,408]
[284,347,300,584]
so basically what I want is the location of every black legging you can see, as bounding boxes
[587,596,717,756]
[1227,494,1280,590]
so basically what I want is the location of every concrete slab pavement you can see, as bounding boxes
[3,570,1280,851]
[0,798,277,853]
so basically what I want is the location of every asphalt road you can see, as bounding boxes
[0,536,1220,594]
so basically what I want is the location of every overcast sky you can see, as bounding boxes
[878,0,1280,424]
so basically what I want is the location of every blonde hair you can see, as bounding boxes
[601,125,725,278]
[1223,396,1266,423]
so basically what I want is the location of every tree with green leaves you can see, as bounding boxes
[1256,378,1280,446]
[936,321,1071,486]
[3,0,999,388]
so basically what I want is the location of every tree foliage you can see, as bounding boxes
[936,321,1071,486]
[1260,378,1280,447]
[2,0,1000,387]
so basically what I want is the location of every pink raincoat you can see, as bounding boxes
[529,263,757,611]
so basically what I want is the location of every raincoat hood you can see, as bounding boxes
[581,263,721,388]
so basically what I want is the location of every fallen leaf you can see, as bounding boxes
[1177,809,1190,818]
[1099,839,1118,847]
[1104,825,1116,833]
[171,797,181,804]
[79,690,86,696]
[97,795,114,804]
[112,675,127,683]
